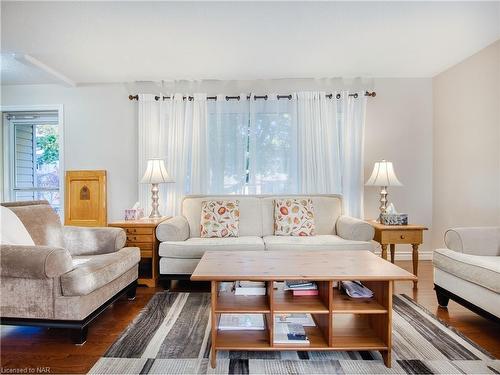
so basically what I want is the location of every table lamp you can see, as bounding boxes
[140,158,174,218]
[365,160,402,221]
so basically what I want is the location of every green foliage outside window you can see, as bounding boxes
[36,126,59,166]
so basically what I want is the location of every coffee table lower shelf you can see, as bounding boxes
[208,280,393,369]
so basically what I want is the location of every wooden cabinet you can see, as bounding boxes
[65,170,107,227]
[109,217,168,287]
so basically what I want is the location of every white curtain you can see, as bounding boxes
[340,93,367,218]
[296,92,342,195]
[295,91,366,217]
[138,93,208,216]
[138,90,366,217]
[206,95,249,194]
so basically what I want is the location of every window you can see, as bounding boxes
[3,111,61,213]
[206,97,297,195]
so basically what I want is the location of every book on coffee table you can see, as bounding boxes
[218,314,265,331]
[275,313,316,327]
[234,281,266,295]
[274,321,309,344]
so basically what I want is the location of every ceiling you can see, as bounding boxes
[1,1,499,85]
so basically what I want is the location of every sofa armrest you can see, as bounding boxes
[156,216,190,242]
[63,226,126,256]
[0,244,73,279]
[445,227,500,256]
[336,216,375,242]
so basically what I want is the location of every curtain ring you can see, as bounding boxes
[154,95,160,101]
[264,95,268,100]
[288,95,292,100]
[354,93,358,98]
[225,96,229,101]
[336,94,341,99]
[237,95,241,101]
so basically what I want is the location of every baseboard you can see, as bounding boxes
[374,249,433,261]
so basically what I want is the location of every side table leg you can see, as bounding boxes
[390,244,395,264]
[412,244,419,288]
[381,244,388,260]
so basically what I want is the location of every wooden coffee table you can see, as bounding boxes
[191,250,416,368]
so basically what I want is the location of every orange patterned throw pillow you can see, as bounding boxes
[200,200,240,238]
[274,198,315,236]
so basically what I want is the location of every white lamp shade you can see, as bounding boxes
[140,159,174,184]
[365,160,402,187]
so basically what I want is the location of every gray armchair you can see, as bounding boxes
[0,200,140,344]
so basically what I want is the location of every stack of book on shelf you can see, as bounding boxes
[218,314,265,331]
[273,313,315,345]
[234,281,266,295]
[218,281,267,295]
[284,280,318,296]
[339,281,374,298]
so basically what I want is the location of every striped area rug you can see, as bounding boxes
[89,293,499,374]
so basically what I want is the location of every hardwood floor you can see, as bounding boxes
[1,261,499,374]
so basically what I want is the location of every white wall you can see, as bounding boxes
[1,84,137,222]
[432,40,500,248]
[365,78,434,258]
[1,79,434,258]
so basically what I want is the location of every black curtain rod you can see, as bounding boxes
[128,91,376,101]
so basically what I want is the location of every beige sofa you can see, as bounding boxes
[157,195,375,280]
[0,201,140,343]
[433,227,500,321]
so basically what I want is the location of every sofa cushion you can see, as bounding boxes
[160,257,199,274]
[262,195,342,236]
[274,198,315,236]
[200,200,240,238]
[183,196,262,238]
[60,247,140,296]
[433,248,500,293]
[159,236,265,259]
[263,235,372,251]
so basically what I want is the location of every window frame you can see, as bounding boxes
[1,105,64,217]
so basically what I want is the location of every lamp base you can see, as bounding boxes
[149,183,161,218]
[378,186,388,222]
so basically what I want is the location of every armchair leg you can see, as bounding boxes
[127,282,137,300]
[435,286,450,307]
[72,326,88,345]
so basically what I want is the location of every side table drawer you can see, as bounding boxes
[125,227,154,235]
[381,230,422,244]
[127,234,154,242]
[126,242,154,259]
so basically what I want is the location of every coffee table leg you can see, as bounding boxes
[381,244,388,260]
[412,244,419,288]
[382,350,392,368]
[390,244,395,264]
[210,348,217,369]
[210,281,217,368]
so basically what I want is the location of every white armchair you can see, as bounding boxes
[433,227,500,321]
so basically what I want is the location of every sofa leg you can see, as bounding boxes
[72,326,88,345]
[127,282,137,300]
[435,287,450,307]
[161,279,172,290]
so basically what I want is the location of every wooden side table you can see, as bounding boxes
[109,217,169,287]
[368,221,428,288]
